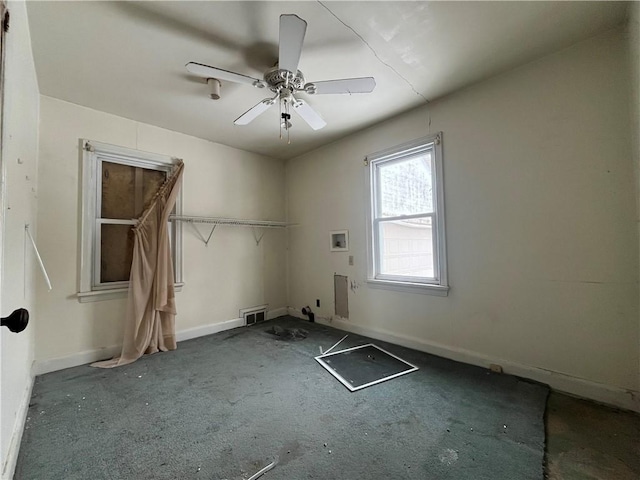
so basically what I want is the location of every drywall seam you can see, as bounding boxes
[288,307,639,412]
[33,309,286,375]
[1,375,33,480]
[316,1,428,103]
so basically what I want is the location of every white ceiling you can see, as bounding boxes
[27,1,628,160]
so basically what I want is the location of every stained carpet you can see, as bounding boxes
[15,316,548,479]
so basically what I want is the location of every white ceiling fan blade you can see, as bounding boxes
[306,77,376,95]
[279,14,307,74]
[186,62,265,88]
[292,99,326,130]
[234,98,276,125]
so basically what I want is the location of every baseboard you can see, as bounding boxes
[287,307,306,320]
[267,307,288,320]
[33,310,286,375]
[311,315,639,413]
[287,306,331,323]
[33,345,122,375]
[31,309,638,412]
[1,375,34,480]
[175,317,245,342]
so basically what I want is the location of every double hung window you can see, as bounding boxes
[78,140,182,302]
[367,133,448,295]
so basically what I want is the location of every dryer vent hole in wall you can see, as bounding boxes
[334,274,348,319]
[301,306,315,322]
[243,307,267,326]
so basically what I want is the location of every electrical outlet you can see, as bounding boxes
[316,299,320,307]
[348,255,354,266]
[489,364,503,374]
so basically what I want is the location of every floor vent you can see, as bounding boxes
[241,305,268,326]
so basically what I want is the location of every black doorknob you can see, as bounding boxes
[1,308,29,333]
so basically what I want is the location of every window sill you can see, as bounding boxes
[77,283,184,303]
[366,279,449,296]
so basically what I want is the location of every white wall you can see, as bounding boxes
[628,0,640,394]
[286,27,639,411]
[0,1,40,478]
[35,96,287,367]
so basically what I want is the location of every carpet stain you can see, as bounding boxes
[320,413,335,423]
[277,439,303,466]
[438,448,459,466]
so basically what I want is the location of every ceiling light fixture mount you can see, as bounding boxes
[185,14,376,141]
[207,78,221,100]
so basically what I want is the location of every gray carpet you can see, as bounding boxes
[15,316,548,479]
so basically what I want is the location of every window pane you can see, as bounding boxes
[100,224,134,283]
[101,162,166,219]
[379,217,434,278]
[378,153,433,217]
[102,162,135,219]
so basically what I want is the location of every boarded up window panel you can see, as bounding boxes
[100,224,135,283]
[101,162,135,219]
[101,162,166,219]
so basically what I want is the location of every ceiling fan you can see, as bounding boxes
[186,14,376,137]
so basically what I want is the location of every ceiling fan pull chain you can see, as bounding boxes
[287,104,291,144]
[279,99,283,140]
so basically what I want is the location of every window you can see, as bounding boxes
[366,133,448,295]
[78,140,183,302]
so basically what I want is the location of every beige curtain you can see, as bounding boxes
[93,161,184,368]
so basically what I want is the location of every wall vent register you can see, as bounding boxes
[241,305,268,326]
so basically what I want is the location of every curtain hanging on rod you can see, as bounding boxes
[93,161,184,368]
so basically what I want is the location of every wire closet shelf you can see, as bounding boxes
[169,215,288,246]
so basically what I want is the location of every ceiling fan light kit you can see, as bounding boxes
[186,14,376,141]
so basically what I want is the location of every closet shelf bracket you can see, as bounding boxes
[251,227,265,246]
[188,223,216,247]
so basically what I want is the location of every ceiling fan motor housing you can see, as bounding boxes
[264,66,305,92]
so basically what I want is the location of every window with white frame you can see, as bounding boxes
[366,133,448,295]
[78,140,183,302]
